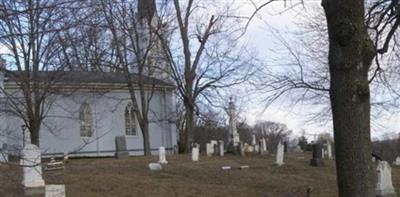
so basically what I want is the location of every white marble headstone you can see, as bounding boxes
[210,140,218,147]
[21,144,45,188]
[275,142,285,166]
[254,144,259,153]
[376,161,396,196]
[149,163,162,171]
[192,147,199,161]
[45,184,65,197]
[206,143,213,156]
[158,146,168,164]
[326,142,332,159]
[261,138,267,152]
[259,139,267,155]
[251,134,256,146]
[218,140,224,157]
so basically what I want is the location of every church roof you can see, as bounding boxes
[4,71,173,87]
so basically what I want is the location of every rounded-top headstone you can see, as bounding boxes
[21,144,45,188]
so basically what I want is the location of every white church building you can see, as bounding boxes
[0,71,177,157]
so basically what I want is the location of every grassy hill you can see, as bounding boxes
[1,152,399,196]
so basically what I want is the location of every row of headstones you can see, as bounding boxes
[205,140,224,157]
[203,138,269,157]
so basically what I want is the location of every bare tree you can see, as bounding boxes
[97,0,171,155]
[317,0,400,195]
[0,0,83,146]
[249,0,400,195]
[157,0,258,153]
[253,121,292,152]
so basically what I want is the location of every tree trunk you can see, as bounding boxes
[142,121,151,156]
[178,130,186,153]
[29,120,40,147]
[184,106,194,153]
[322,0,375,196]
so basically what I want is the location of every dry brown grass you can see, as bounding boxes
[1,152,400,197]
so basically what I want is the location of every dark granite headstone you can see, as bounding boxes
[115,136,129,158]
[310,143,324,166]
[173,145,178,154]
[283,141,288,153]
[213,143,219,156]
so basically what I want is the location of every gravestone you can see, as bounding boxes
[149,163,162,171]
[206,143,213,156]
[192,145,199,161]
[115,136,129,158]
[45,184,65,197]
[259,140,266,155]
[1,143,8,163]
[254,145,259,153]
[221,166,231,170]
[213,143,219,156]
[45,157,64,173]
[261,138,268,153]
[21,144,45,196]
[218,140,224,157]
[326,142,333,159]
[310,143,324,166]
[376,161,396,197]
[275,142,284,166]
[251,134,256,146]
[228,97,240,148]
[239,142,245,156]
[392,157,400,166]
[158,146,168,164]
[283,141,288,153]
[292,145,302,153]
[173,145,178,154]
[239,165,250,170]
[321,148,325,159]
[210,140,218,155]
[63,152,69,163]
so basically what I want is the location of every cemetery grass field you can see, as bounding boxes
[1,152,400,197]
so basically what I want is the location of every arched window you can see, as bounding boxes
[125,103,137,136]
[80,103,93,137]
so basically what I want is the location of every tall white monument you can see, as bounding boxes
[228,97,240,147]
